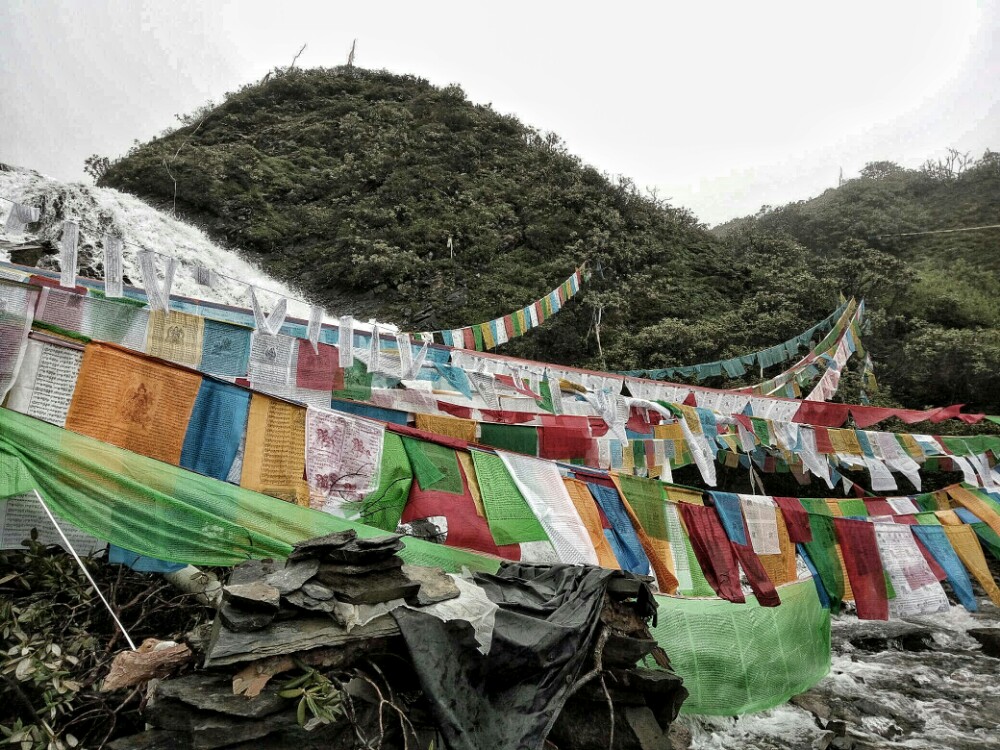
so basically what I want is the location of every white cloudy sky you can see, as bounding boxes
[1,0,997,225]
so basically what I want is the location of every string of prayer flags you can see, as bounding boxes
[59,220,79,289]
[103,235,124,298]
[911,524,978,612]
[433,266,586,351]
[138,251,176,312]
[146,310,204,368]
[5,334,83,427]
[240,393,309,505]
[3,201,40,234]
[304,407,385,516]
[832,517,889,620]
[249,287,288,336]
[618,300,850,381]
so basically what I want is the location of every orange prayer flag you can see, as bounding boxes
[65,342,201,465]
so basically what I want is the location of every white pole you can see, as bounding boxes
[30,490,137,651]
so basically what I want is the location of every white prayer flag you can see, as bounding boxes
[248,287,288,336]
[307,304,324,354]
[137,251,176,311]
[193,264,217,288]
[59,220,79,288]
[103,235,123,298]
[4,202,40,234]
[338,316,354,367]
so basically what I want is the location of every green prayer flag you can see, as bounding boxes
[361,431,413,531]
[469,450,548,545]
[478,423,538,456]
[401,437,464,495]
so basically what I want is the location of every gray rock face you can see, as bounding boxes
[218,603,276,633]
[155,672,289,718]
[314,566,420,605]
[223,581,281,613]
[400,565,460,606]
[967,627,1000,657]
[263,559,320,595]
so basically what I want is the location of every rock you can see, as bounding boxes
[314,566,420,605]
[229,559,283,586]
[602,634,658,668]
[263,558,320,595]
[791,691,833,721]
[316,555,404,576]
[845,622,935,652]
[666,721,692,750]
[320,535,405,565]
[203,613,400,667]
[219,602,276,633]
[287,530,358,561]
[224,581,281,612]
[623,705,670,750]
[825,719,848,737]
[107,730,191,750]
[401,565,460,606]
[143,695,287,749]
[283,589,340,613]
[155,672,289,718]
[967,627,1000,657]
[301,581,335,600]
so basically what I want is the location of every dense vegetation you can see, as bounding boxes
[99,66,1000,414]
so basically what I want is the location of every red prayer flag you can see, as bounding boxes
[677,504,745,603]
[400,461,521,560]
[832,517,889,620]
[793,401,851,427]
[773,497,813,542]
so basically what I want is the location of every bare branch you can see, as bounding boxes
[289,43,307,70]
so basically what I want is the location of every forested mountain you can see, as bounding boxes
[97,66,1000,414]
[717,153,1000,414]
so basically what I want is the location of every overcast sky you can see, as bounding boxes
[1,0,998,225]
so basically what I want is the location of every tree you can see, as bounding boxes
[859,161,905,180]
[83,154,111,182]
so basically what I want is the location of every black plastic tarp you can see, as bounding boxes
[393,562,640,750]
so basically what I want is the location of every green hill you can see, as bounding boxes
[99,66,747,370]
[716,154,1000,413]
[98,66,1000,414]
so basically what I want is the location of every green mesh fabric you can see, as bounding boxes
[0,407,496,573]
[401,437,464,494]
[645,580,831,715]
[469,449,548,545]
[478,423,538,456]
[802,514,844,612]
[360,431,412,531]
